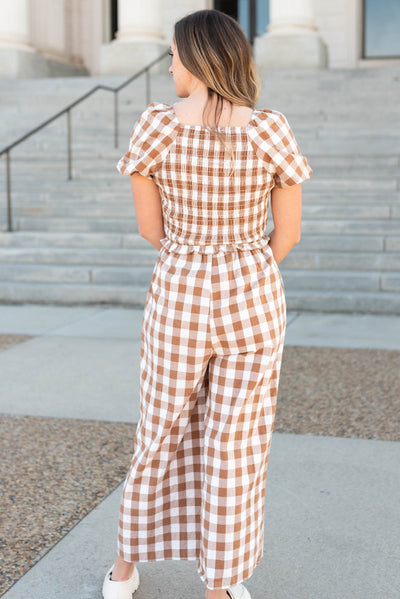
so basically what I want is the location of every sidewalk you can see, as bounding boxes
[0,303,399,599]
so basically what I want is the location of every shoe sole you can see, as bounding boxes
[102,565,140,598]
[226,583,251,599]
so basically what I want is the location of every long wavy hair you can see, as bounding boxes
[173,9,261,174]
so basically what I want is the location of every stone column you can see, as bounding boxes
[254,0,328,69]
[0,0,31,48]
[0,0,35,77]
[33,0,67,63]
[99,0,168,75]
[0,0,88,78]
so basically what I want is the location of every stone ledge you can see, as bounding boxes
[254,32,328,69]
[0,47,89,79]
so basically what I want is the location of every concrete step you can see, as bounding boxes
[280,269,398,292]
[4,151,397,170]
[3,103,400,124]
[7,202,398,221]
[4,124,398,154]
[11,203,135,219]
[0,263,154,285]
[3,90,400,114]
[0,73,175,144]
[6,154,400,170]
[3,163,400,182]
[302,191,400,204]
[4,111,400,141]
[6,190,400,205]
[2,175,396,192]
[0,260,398,293]
[0,231,145,249]
[0,246,158,265]
[1,68,398,102]
[302,155,400,167]
[0,230,398,250]
[301,205,394,219]
[6,132,400,154]
[284,289,400,314]
[4,119,400,149]
[0,179,127,192]
[0,281,398,314]
[301,219,400,235]
[10,217,138,233]
[310,166,400,178]
[3,76,399,96]
[5,148,398,167]
[1,246,399,273]
[4,115,400,133]
[7,216,400,235]
[0,281,149,307]
[300,139,400,155]
[296,235,385,251]
[297,234,400,252]
[77,113,400,128]
[1,67,400,314]
[1,231,398,252]
[386,237,400,251]
[281,250,400,271]
[4,148,400,166]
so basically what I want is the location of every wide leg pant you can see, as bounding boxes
[117,238,286,590]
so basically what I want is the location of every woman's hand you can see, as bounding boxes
[130,174,165,251]
[268,183,302,264]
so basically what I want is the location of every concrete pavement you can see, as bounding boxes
[1,303,399,598]
[1,305,400,423]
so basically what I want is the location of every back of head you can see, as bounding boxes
[174,9,261,124]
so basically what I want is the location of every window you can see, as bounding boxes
[363,0,400,58]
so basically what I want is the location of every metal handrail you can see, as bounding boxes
[0,49,170,232]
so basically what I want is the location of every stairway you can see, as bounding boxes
[0,66,399,313]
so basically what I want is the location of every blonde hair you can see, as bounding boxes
[173,9,261,175]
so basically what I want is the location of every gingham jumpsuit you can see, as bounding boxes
[116,102,312,590]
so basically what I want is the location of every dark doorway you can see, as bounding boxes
[111,0,118,40]
[214,0,269,46]
[214,0,238,21]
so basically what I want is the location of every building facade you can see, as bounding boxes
[1,0,399,78]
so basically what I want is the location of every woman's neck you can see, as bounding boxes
[174,91,253,128]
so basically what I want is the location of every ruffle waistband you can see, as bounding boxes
[160,236,273,255]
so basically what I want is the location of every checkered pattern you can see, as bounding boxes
[116,102,312,590]
[117,104,179,181]
[247,108,313,188]
[117,102,312,245]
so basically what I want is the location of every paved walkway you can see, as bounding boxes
[1,304,399,599]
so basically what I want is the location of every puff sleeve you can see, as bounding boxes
[250,109,312,188]
[116,102,177,179]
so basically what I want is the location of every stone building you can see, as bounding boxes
[1,0,399,78]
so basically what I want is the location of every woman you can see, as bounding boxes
[103,9,312,599]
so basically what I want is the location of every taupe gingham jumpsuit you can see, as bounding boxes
[116,102,312,590]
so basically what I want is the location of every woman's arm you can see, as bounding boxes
[130,174,165,251]
[268,182,302,264]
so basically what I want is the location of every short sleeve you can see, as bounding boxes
[249,109,312,189]
[116,102,178,179]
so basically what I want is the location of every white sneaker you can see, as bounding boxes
[226,583,252,599]
[102,563,140,599]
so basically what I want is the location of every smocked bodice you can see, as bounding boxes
[117,102,312,248]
